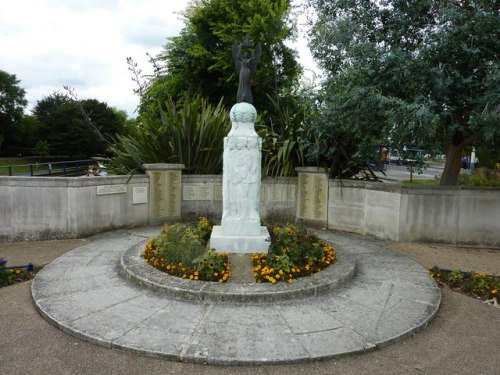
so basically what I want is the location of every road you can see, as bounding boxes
[377,163,444,182]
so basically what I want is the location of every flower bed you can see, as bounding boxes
[253,224,336,284]
[144,220,337,284]
[0,258,34,287]
[143,217,232,282]
[429,266,499,304]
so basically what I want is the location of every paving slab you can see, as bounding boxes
[31,227,441,365]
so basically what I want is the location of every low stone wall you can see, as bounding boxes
[1,170,498,247]
[0,173,296,242]
[0,175,149,242]
[328,180,500,247]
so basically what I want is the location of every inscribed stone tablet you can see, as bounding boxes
[133,186,148,204]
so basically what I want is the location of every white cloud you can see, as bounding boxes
[0,0,318,118]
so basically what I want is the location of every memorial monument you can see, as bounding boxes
[209,36,270,253]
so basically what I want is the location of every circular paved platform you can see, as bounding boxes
[31,227,441,365]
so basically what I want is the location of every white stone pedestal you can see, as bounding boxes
[209,226,269,254]
[209,102,270,253]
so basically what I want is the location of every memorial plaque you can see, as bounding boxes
[269,185,283,202]
[182,183,214,201]
[285,184,296,202]
[133,186,148,204]
[313,175,328,220]
[214,184,223,201]
[96,184,127,195]
[296,172,327,223]
[166,171,181,217]
[198,183,212,200]
[150,170,181,219]
[183,185,198,201]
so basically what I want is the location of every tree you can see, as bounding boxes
[307,0,499,185]
[143,0,302,116]
[0,70,28,155]
[33,93,126,157]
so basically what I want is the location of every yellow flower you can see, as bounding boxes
[194,271,199,276]
[189,275,194,280]
[491,289,498,294]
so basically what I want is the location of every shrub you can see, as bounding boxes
[429,266,500,301]
[458,171,500,187]
[0,258,15,287]
[0,258,32,287]
[253,224,336,283]
[143,217,232,282]
[109,93,231,175]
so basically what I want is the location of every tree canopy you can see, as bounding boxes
[33,93,126,157]
[142,0,302,116]
[0,70,28,154]
[307,0,499,184]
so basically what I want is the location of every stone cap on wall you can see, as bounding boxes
[142,163,185,171]
[295,166,329,174]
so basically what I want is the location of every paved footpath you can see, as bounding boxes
[31,227,440,365]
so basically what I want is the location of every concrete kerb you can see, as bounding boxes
[31,227,441,365]
[119,240,357,303]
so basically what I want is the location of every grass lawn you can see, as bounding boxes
[0,158,50,176]
[402,179,440,186]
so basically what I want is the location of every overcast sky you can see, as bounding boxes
[0,0,318,118]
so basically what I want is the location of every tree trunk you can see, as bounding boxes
[440,130,483,186]
[440,144,465,185]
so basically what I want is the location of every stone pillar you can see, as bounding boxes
[295,167,329,227]
[209,103,270,253]
[143,163,184,225]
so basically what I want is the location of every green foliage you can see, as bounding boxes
[307,0,500,185]
[142,0,301,117]
[143,218,232,282]
[109,93,231,175]
[401,179,439,186]
[0,70,28,156]
[192,249,227,281]
[152,223,206,266]
[31,140,50,157]
[458,171,500,187]
[0,258,32,287]
[267,224,323,265]
[33,93,126,157]
[429,266,500,301]
[253,224,337,283]
[0,258,15,286]
[259,89,316,177]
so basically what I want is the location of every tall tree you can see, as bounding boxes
[307,0,499,185]
[142,0,302,116]
[33,93,126,157]
[0,70,28,155]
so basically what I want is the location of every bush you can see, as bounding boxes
[0,258,15,286]
[0,258,32,287]
[143,217,232,282]
[253,224,336,283]
[109,93,231,175]
[429,266,500,301]
[458,171,500,187]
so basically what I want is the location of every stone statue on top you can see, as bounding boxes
[232,36,261,104]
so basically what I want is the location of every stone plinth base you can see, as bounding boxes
[220,219,261,236]
[209,225,270,254]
